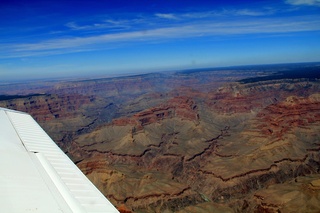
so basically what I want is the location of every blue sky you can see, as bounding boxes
[1,0,320,81]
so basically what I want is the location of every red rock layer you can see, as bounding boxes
[207,81,319,114]
[0,94,94,122]
[256,94,320,138]
[112,96,199,130]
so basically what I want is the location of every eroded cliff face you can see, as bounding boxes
[112,96,199,130]
[0,94,94,120]
[70,79,320,212]
[0,93,104,149]
[1,66,320,212]
[250,175,320,212]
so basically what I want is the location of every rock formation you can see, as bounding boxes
[1,63,320,212]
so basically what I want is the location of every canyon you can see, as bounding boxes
[0,63,320,212]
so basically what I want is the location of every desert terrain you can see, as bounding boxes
[1,63,320,212]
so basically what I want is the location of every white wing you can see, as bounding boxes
[0,107,119,213]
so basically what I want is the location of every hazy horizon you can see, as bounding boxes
[1,61,319,85]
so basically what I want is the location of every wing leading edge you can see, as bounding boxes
[0,107,119,213]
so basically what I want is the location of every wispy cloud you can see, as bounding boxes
[1,15,318,59]
[177,8,274,19]
[65,20,130,31]
[233,9,271,16]
[1,3,320,59]
[285,0,320,6]
[155,13,178,19]
[65,9,274,33]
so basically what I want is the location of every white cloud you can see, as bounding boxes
[66,9,272,34]
[177,9,272,19]
[65,22,88,30]
[155,13,178,19]
[65,20,130,31]
[285,0,320,6]
[234,9,269,16]
[6,17,319,52]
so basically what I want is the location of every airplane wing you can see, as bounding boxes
[0,107,119,213]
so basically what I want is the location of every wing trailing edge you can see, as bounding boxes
[0,107,119,213]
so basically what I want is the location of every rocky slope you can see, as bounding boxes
[71,78,320,212]
[1,63,320,212]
